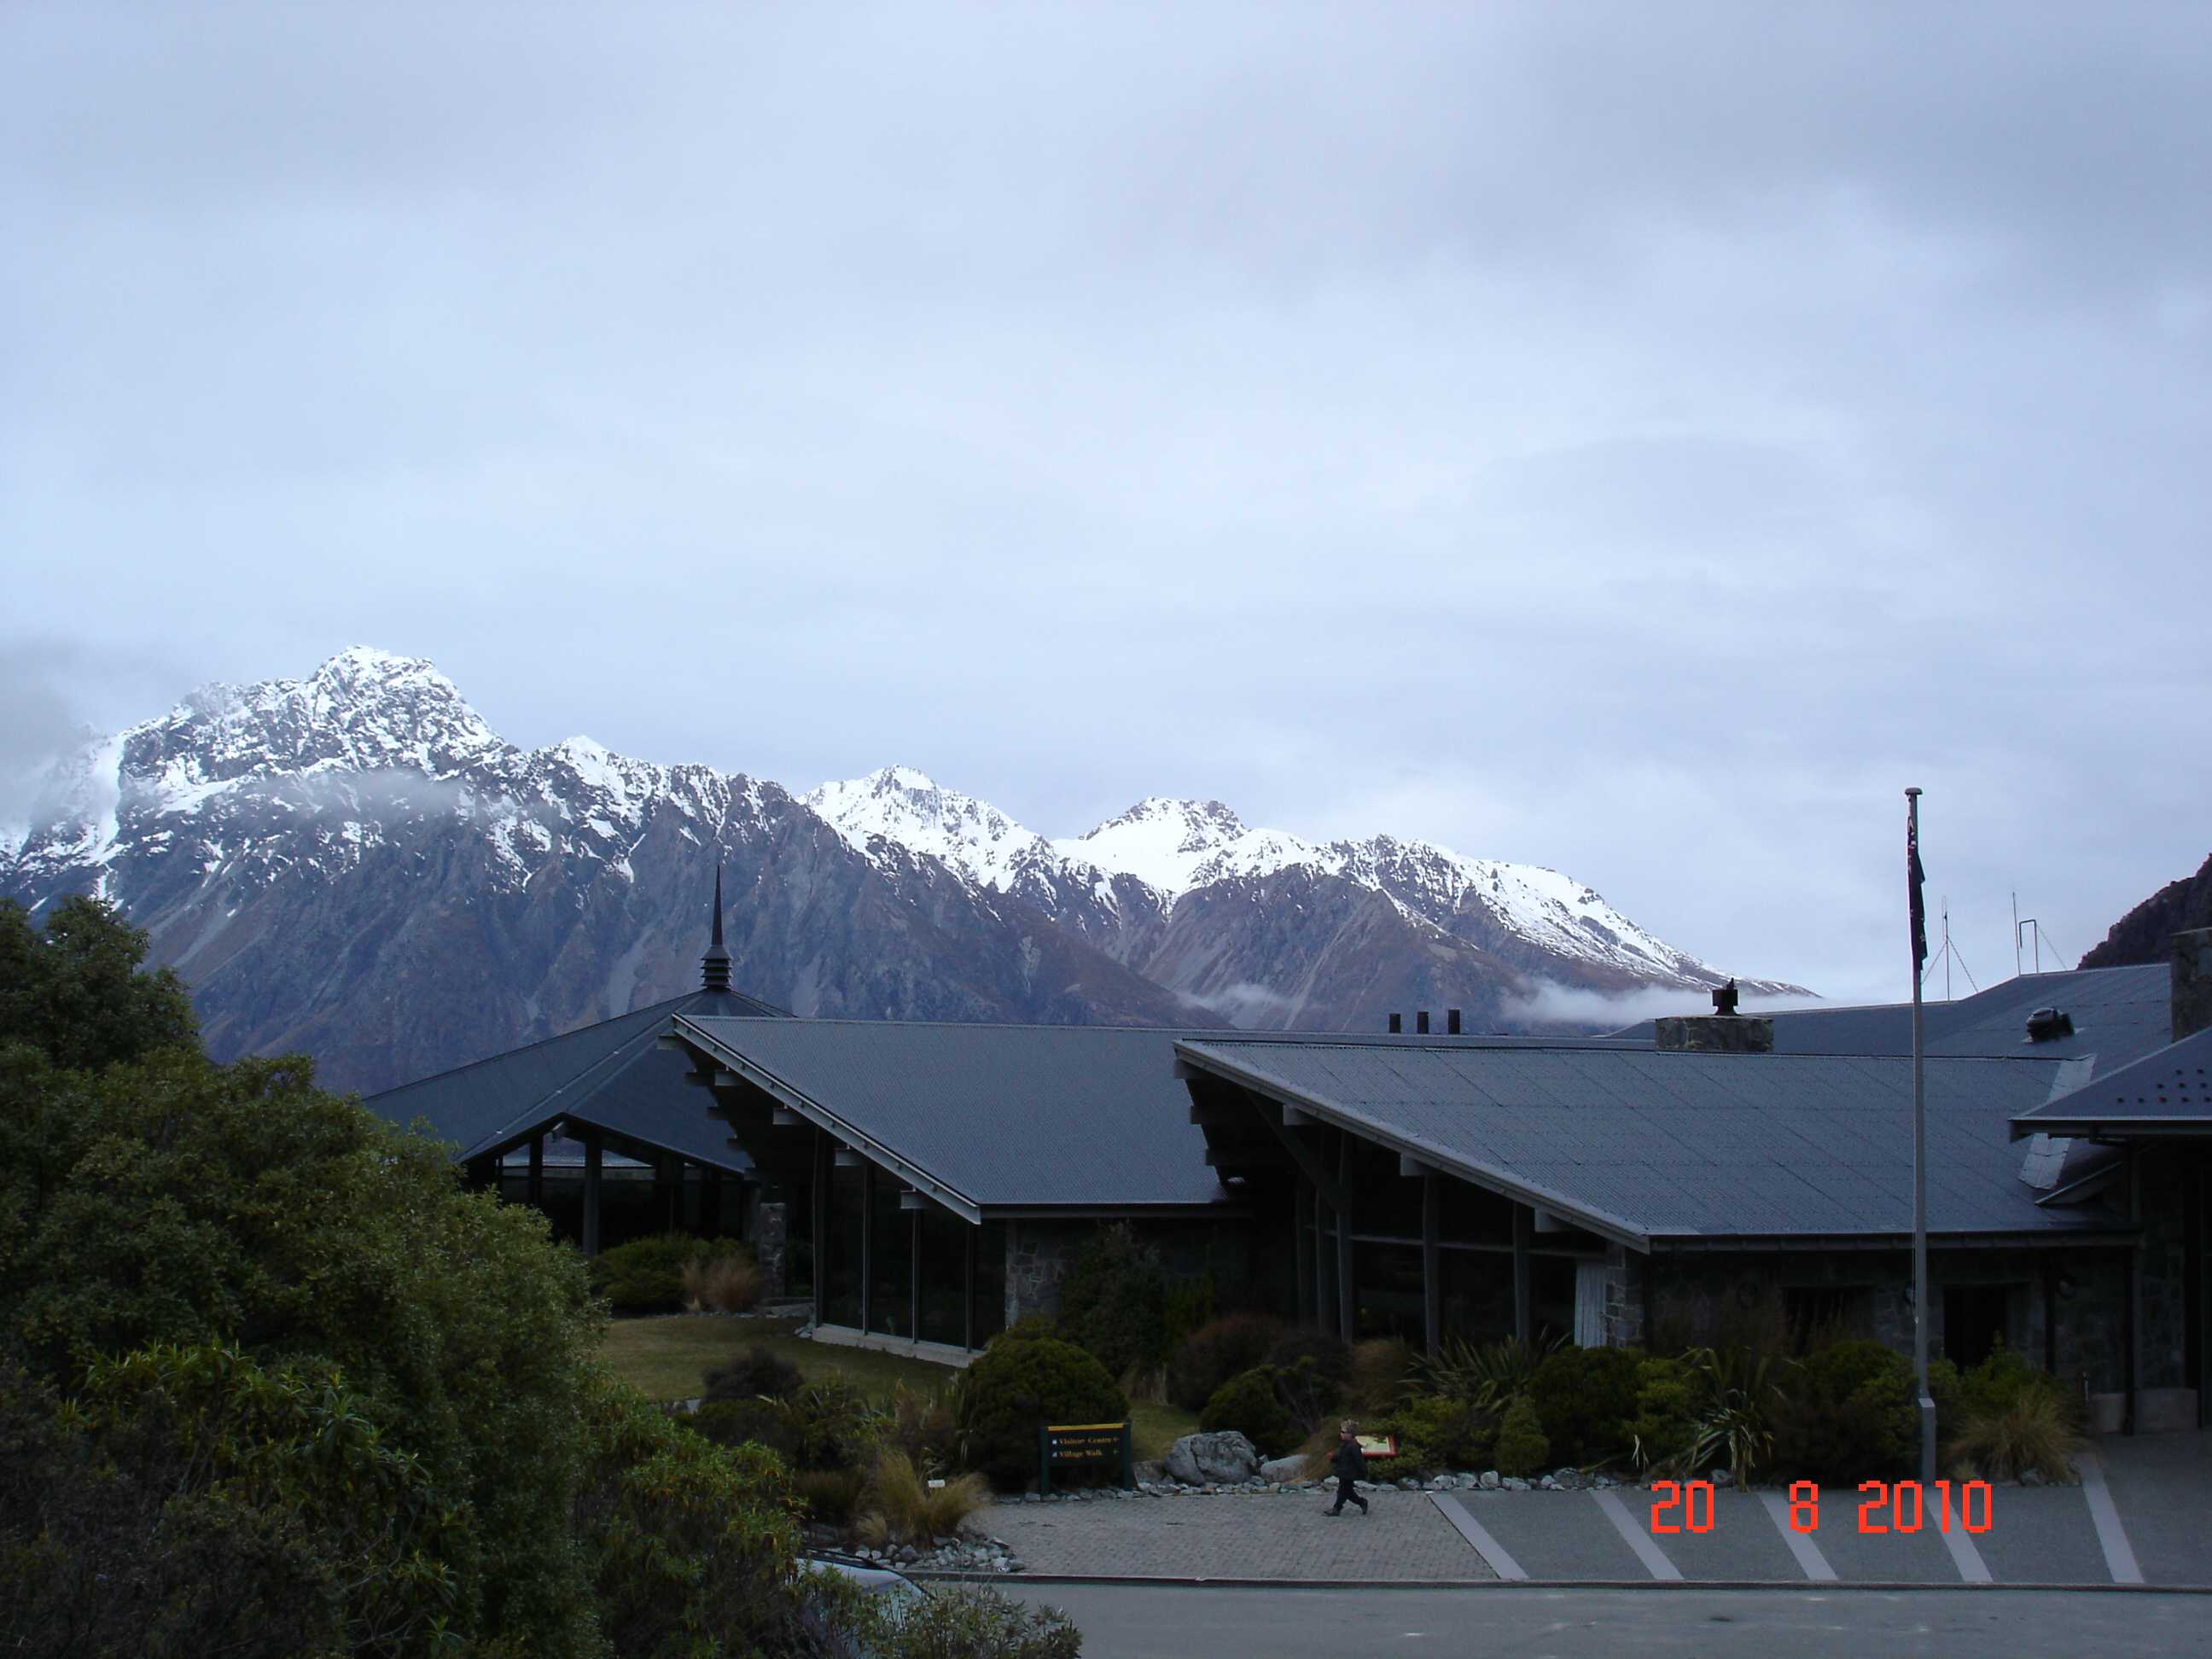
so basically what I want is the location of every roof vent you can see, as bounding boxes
[1416,1010,1431,1034]
[1447,1008,1462,1035]
[1388,1012,1402,1034]
[2026,1008,2074,1043]
[1712,978,1740,1016]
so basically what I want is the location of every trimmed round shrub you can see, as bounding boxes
[1168,1313,1284,1412]
[689,1397,801,1464]
[955,1334,1127,1491]
[1771,1339,1918,1486]
[1199,1366,1301,1458]
[1055,1223,1170,1381]
[1625,1355,1699,1472]
[704,1343,805,1405]
[1528,1345,1646,1465]
[1375,1394,1496,1477]
[1493,1395,1551,1479]
[590,1233,752,1314]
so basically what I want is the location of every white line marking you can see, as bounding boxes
[2079,1451,2145,1585]
[1757,1491,1838,1581]
[1429,1492,1527,1580]
[1937,1515,1993,1583]
[1592,1488,1684,1580]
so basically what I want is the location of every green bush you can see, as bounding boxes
[1770,1339,1918,1486]
[1199,1365,1301,1457]
[852,1582,1083,1658]
[788,1373,884,1473]
[794,1467,866,1528]
[703,1342,805,1404]
[1266,1327,1353,1390]
[1167,1313,1284,1412]
[956,1332,1127,1490]
[688,1396,802,1463]
[1931,1336,2071,1433]
[590,1232,753,1314]
[1625,1355,1700,1472]
[1163,1273,1218,1353]
[1528,1344,1646,1465]
[1493,1394,1551,1479]
[1055,1222,1170,1380]
[1375,1394,1497,1476]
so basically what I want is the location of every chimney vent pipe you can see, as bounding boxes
[1447,1008,1462,1035]
[1388,1012,1402,1034]
[1417,1010,1430,1034]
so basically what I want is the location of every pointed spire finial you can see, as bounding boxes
[701,862,732,992]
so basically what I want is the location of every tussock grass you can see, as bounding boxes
[1949,1390,2084,1482]
[682,1254,763,1313]
[859,1450,991,1543]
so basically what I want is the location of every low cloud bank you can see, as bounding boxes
[1500,980,1823,1032]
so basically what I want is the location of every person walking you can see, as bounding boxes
[1324,1418,1370,1516]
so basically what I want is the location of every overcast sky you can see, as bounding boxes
[4,3,2208,1005]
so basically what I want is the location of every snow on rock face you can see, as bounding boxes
[1056,797,1250,894]
[801,766,1058,892]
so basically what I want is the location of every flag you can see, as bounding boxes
[1908,811,1929,972]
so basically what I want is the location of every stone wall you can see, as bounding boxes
[1596,1244,1646,1347]
[1002,1217,1277,1329]
[1005,1220,1088,1326]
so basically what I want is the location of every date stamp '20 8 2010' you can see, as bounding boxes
[1649,1479,1995,1534]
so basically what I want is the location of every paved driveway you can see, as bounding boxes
[972,1437,2209,1589]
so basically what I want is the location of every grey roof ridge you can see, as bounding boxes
[671,1015,984,1222]
[1172,1038,1654,1250]
[367,987,703,1103]
[678,1013,1644,1047]
[451,999,705,1160]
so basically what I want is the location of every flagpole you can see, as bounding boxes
[1907,786,1936,1485]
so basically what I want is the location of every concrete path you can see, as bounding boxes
[970,1445,2207,1588]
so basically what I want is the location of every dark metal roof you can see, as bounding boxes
[674,1016,1250,1214]
[1176,1038,2123,1249]
[1611,965,2171,1074]
[365,986,789,1167]
[2010,1026,2212,1137]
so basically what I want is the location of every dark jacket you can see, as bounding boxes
[1330,1438,1365,1483]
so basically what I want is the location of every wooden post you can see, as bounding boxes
[1422,1173,1441,1357]
[527,1133,544,1208]
[910,1208,922,1343]
[582,1132,603,1259]
[1512,1202,1532,1344]
[1336,1132,1356,1344]
[963,1222,976,1351]
[701,1167,724,1237]
[859,1161,874,1336]
[812,1129,829,1328]
[1294,1176,1315,1326]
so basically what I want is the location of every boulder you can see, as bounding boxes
[1480,1470,1502,1490]
[1260,1454,1311,1484]
[1163,1431,1260,1487]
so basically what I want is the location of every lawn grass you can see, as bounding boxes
[600,1315,964,1404]
[601,1316,1203,1462]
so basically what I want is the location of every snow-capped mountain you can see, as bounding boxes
[4,649,1805,1091]
[800,765,1761,991]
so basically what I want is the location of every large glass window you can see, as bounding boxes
[822,1167,864,1329]
[918,1208,969,1347]
[1435,1179,1515,1245]
[869,1181,914,1338]
[1440,1249,1514,1346]
[1352,1242,1425,1342]
[971,1221,1008,1347]
[1531,1255,1578,1346]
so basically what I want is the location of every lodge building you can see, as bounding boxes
[367,887,2212,1437]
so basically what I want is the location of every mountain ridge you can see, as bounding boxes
[3,647,1809,1091]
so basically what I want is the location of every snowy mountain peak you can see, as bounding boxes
[801,767,1052,891]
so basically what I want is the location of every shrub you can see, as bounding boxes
[1770,1339,1918,1486]
[860,1448,992,1542]
[1199,1365,1301,1457]
[1411,1333,1563,1409]
[794,1467,866,1527]
[789,1374,884,1472]
[1933,1336,2072,1431]
[1626,1355,1700,1472]
[1167,1313,1284,1412]
[956,1333,1126,1490]
[1493,1395,1551,1478]
[590,1232,752,1314]
[1163,1273,1218,1352]
[1266,1327,1353,1390]
[1677,1346,1794,1489]
[1376,1393,1497,1476]
[1055,1222,1170,1380]
[682,1251,764,1313]
[851,1583,1082,1659]
[1348,1336,1417,1414]
[688,1397,801,1464]
[703,1342,806,1405]
[1948,1389,2084,1482]
[876,1380,963,1479]
[1527,1345,1646,1465]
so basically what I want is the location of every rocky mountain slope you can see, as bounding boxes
[2081,851,2212,968]
[3,649,1804,1092]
